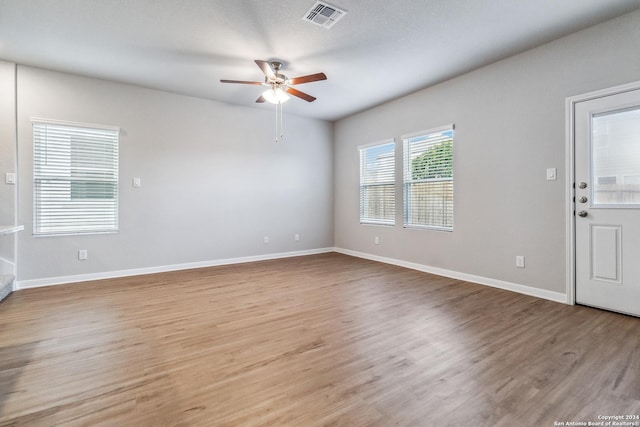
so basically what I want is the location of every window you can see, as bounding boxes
[591,107,640,206]
[33,120,119,235]
[403,125,454,230]
[359,140,395,225]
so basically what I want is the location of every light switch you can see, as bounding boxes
[133,177,141,187]
[5,173,16,185]
[546,168,557,181]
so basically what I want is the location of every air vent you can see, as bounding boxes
[302,1,347,29]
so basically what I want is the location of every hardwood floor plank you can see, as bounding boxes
[0,253,638,426]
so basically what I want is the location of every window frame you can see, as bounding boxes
[402,124,454,231]
[359,139,396,226]
[32,118,120,236]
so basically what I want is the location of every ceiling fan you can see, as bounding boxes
[221,60,327,104]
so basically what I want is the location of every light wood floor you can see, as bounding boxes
[0,253,638,426]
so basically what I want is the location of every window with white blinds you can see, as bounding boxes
[33,120,119,235]
[359,140,395,225]
[403,125,454,230]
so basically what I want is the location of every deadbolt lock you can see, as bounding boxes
[578,182,587,189]
[579,196,588,203]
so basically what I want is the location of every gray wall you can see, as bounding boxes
[6,9,640,291]
[333,10,640,294]
[15,66,334,282]
[0,61,17,270]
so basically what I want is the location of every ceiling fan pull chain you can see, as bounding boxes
[275,103,279,143]
[279,102,284,142]
[274,101,284,143]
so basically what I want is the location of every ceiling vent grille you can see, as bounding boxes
[302,1,347,29]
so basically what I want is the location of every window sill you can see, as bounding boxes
[404,225,453,232]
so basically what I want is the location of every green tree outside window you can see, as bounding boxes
[411,140,453,180]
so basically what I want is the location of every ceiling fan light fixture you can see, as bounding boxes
[262,87,290,104]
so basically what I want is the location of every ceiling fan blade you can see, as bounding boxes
[255,60,276,80]
[285,87,316,102]
[256,96,266,103]
[220,79,263,85]
[288,72,327,85]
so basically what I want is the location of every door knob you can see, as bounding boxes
[578,182,587,189]
[577,210,588,217]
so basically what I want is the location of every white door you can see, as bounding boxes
[575,87,640,317]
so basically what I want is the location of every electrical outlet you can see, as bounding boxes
[78,249,88,260]
[516,255,525,268]
[374,236,380,245]
[263,236,269,244]
[294,233,300,241]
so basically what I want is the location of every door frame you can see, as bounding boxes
[565,80,640,305]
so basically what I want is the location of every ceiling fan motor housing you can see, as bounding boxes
[270,62,287,84]
[221,59,326,103]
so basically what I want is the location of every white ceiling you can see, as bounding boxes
[0,0,638,121]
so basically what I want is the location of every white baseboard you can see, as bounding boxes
[334,247,568,304]
[15,246,569,305]
[16,247,335,290]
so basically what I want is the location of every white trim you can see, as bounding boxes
[16,247,335,290]
[335,247,568,304]
[403,224,453,232]
[564,80,640,305]
[30,117,120,132]
[359,220,395,227]
[15,246,569,305]
[565,92,577,305]
[401,124,454,141]
[357,138,395,150]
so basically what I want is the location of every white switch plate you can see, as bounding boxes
[5,172,16,185]
[133,177,141,187]
[516,255,525,268]
[294,233,300,241]
[78,249,88,260]
[263,236,269,244]
[546,168,557,181]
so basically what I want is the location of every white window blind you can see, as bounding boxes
[403,125,453,230]
[33,120,119,235]
[359,141,395,225]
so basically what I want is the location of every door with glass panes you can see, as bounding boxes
[574,87,640,317]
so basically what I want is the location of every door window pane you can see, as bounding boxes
[592,106,640,206]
